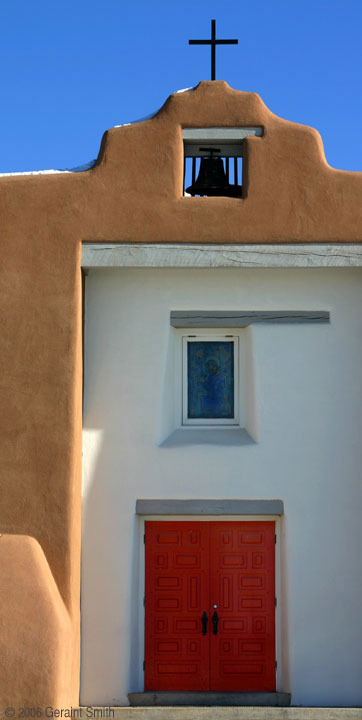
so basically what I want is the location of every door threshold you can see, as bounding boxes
[128,692,291,707]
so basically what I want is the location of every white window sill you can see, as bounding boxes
[159,427,256,448]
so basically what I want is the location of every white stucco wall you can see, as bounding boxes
[81,267,362,707]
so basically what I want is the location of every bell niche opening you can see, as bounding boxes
[182,127,263,199]
[185,147,242,198]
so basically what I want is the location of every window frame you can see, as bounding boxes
[182,334,239,426]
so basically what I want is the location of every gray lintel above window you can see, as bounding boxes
[136,499,284,516]
[170,311,330,328]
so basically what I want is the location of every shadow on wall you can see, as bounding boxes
[80,424,142,706]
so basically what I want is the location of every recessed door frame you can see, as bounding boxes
[137,514,284,693]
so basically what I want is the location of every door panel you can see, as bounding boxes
[209,521,276,691]
[144,520,275,691]
[145,521,210,690]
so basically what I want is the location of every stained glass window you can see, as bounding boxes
[184,338,237,423]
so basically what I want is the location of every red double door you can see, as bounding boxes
[145,521,275,692]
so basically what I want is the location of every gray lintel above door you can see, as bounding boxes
[136,499,284,516]
[170,310,330,327]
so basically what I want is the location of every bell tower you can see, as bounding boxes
[185,20,245,198]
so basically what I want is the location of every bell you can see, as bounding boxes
[186,148,241,198]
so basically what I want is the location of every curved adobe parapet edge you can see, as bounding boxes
[1,81,362,243]
[0,534,74,708]
[97,80,327,170]
[88,81,362,244]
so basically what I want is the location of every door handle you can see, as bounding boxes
[212,610,219,635]
[201,611,208,635]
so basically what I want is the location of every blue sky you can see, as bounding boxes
[1,0,362,172]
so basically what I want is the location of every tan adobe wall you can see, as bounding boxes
[0,535,74,706]
[1,81,362,706]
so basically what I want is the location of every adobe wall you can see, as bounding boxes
[1,81,362,706]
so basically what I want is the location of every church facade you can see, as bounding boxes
[1,82,362,710]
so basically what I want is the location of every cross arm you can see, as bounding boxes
[214,39,238,44]
[188,39,238,45]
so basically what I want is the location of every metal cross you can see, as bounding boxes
[189,19,238,81]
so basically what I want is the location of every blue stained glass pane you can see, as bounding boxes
[187,341,234,419]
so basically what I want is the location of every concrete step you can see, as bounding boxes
[84,708,362,720]
[128,692,291,707]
